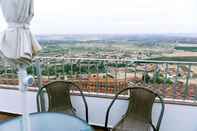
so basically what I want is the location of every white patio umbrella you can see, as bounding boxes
[0,0,42,131]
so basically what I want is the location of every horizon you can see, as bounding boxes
[35,33,197,37]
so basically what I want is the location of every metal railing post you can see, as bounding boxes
[173,64,180,99]
[35,59,45,111]
[35,59,43,88]
[184,64,192,99]
[163,63,168,96]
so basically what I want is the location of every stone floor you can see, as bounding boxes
[0,112,19,121]
[93,126,106,131]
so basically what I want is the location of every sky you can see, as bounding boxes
[0,0,197,35]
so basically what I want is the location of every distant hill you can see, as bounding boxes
[36,34,197,45]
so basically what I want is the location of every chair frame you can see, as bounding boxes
[105,86,165,131]
[36,81,89,123]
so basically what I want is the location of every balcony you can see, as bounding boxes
[0,57,197,131]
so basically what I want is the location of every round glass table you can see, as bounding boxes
[0,112,94,131]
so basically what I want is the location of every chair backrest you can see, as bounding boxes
[105,86,164,131]
[37,81,89,123]
[127,87,156,123]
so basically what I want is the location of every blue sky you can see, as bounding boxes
[0,0,197,35]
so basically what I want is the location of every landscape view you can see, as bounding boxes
[37,34,197,61]
[0,34,197,100]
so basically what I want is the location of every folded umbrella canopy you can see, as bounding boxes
[0,0,41,64]
[0,0,42,131]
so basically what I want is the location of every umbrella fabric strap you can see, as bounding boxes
[8,22,29,29]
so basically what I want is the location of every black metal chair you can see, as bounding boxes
[36,81,89,123]
[105,86,165,131]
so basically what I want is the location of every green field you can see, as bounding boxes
[149,56,197,62]
[175,46,197,52]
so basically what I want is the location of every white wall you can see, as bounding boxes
[0,88,197,131]
[0,89,37,114]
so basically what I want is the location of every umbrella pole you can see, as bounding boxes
[18,64,33,131]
